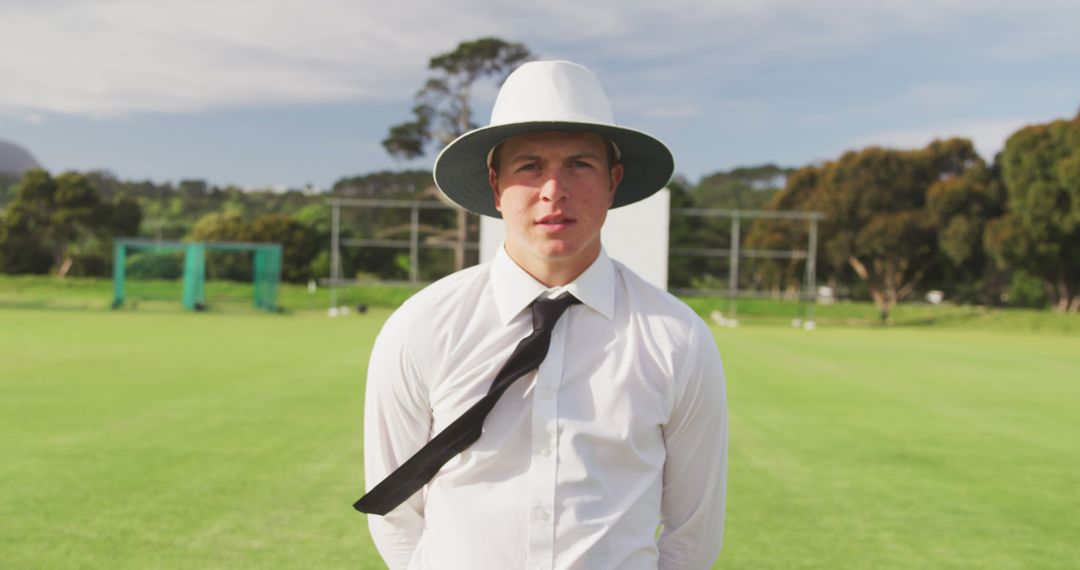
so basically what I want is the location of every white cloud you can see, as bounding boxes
[1,0,1077,117]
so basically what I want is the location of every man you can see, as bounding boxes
[358,60,727,569]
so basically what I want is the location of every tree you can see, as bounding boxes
[692,164,790,210]
[985,112,1080,312]
[383,37,533,271]
[0,169,110,276]
[248,213,320,283]
[382,38,533,159]
[752,139,990,322]
[666,175,705,289]
[743,167,821,298]
[925,161,1005,303]
[685,165,792,292]
[188,211,252,281]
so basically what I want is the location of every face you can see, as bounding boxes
[489,131,624,286]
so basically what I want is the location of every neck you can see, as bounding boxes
[503,244,601,287]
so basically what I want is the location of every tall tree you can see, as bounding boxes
[985,112,1080,312]
[750,139,990,322]
[383,37,533,270]
[925,161,1005,303]
[383,38,533,159]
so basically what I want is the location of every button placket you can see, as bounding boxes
[526,307,569,570]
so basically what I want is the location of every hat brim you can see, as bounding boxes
[433,121,674,218]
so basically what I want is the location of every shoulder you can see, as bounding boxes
[376,262,493,365]
[389,261,492,323]
[612,259,708,337]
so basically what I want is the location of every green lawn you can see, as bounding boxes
[1,304,1078,568]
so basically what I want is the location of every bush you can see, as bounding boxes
[1006,270,1048,309]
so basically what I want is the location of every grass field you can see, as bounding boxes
[2,290,1078,568]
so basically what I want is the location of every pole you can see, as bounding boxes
[330,203,340,309]
[409,204,419,283]
[805,218,819,324]
[455,209,466,271]
[729,216,740,320]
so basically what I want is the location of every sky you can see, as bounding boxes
[1,0,1078,191]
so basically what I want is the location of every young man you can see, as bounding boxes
[358,61,727,569]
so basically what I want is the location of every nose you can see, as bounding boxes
[539,169,570,202]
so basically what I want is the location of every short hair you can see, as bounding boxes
[489,136,620,178]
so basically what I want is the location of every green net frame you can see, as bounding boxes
[112,238,282,312]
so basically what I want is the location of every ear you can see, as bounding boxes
[488,166,502,212]
[607,163,624,206]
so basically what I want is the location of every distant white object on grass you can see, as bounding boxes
[328,307,339,318]
[340,306,351,316]
[791,318,802,328]
[710,310,738,328]
[817,286,835,304]
[926,290,944,305]
[803,320,817,331]
[308,280,317,294]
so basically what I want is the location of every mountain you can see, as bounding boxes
[0,139,42,176]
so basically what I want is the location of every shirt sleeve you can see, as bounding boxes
[363,305,432,569]
[658,318,729,569]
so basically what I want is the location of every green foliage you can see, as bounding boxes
[986,112,1080,312]
[692,164,789,209]
[331,169,434,199]
[0,169,140,277]
[382,37,533,159]
[126,252,185,280]
[248,213,320,283]
[667,175,707,288]
[747,139,996,321]
[669,166,793,290]
[189,211,254,281]
[181,211,323,284]
[1006,269,1049,308]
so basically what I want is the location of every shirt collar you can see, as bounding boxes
[490,245,615,325]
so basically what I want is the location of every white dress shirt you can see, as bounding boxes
[364,247,728,570]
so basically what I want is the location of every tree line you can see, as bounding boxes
[738,113,1079,318]
[0,111,1076,317]
[0,168,454,285]
[0,36,1076,317]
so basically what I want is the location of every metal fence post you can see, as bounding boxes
[409,204,419,283]
[729,216,740,319]
[330,203,341,309]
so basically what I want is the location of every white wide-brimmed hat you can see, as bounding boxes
[433,60,674,218]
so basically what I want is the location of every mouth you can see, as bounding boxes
[536,214,575,226]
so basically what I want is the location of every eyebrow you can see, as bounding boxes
[507,153,543,165]
[507,151,604,164]
[567,152,603,162]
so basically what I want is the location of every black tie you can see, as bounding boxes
[354,293,581,515]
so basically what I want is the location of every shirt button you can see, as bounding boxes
[534,507,550,521]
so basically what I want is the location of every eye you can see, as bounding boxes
[516,162,541,172]
[571,159,595,169]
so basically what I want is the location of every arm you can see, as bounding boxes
[363,307,432,569]
[658,320,729,569]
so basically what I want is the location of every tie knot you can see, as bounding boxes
[531,293,580,333]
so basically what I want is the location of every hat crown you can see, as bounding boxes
[490,60,616,127]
